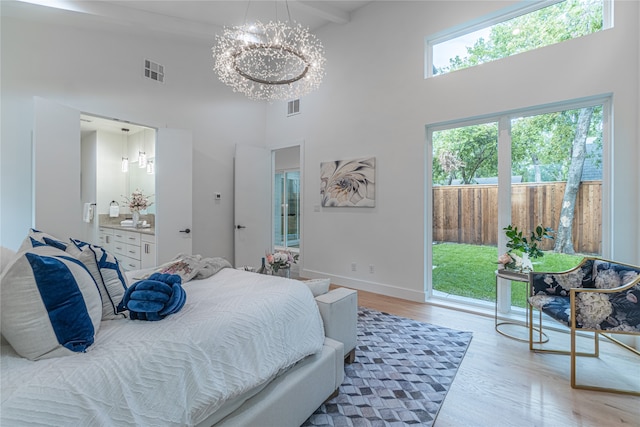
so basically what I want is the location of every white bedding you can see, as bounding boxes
[1,268,325,426]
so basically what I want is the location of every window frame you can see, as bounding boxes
[424,0,613,79]
[424,95,611,311]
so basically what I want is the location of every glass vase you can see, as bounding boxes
[278,267,291,279]
[132,210,140,228]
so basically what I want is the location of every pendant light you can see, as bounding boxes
[121,128,129,173]
[138,129,147,168]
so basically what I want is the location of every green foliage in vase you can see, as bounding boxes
[504,224,554,259]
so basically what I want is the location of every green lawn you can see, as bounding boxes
[432,243,584,307]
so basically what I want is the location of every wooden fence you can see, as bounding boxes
[432,181,601,254]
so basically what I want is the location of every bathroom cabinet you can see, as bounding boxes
[98,226,156,270]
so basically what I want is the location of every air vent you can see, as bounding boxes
[287,99,300,116]
[144,59,164,83]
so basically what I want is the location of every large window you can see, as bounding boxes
[428,98,607,312]
[427,0,609,77]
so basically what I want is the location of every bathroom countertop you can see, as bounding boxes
[99,224,155,236]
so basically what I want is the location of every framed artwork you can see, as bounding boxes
[320,157,375,207]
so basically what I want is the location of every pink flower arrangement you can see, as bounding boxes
[498,253,514,266]
[124,189,153,212]
[266,250,299,273]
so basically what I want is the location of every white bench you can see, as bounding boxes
[315,287,358,363]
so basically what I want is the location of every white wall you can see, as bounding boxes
[265,1,640,301]
[275,146,301,171]
[2,1,638,303]
[0,6,266,261]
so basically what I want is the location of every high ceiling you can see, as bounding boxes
[4,1,371,42]
[3,1,371,132]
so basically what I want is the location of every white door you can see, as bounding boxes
[155,128,193,264]
[234,144,272,269]
[33,97,81,240]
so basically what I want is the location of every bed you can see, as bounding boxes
[1,233,354,426]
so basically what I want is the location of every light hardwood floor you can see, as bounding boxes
[352,288,639,427]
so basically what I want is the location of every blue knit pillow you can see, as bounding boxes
[119,273,186,321]
[0,246,102,360]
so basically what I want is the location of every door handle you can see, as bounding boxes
[179,228,191,234]
[236,225,246,229]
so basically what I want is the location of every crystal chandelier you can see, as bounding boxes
[212,19,325,101]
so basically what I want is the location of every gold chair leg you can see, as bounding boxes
[529,306,598,357]
[601,333,640,356]
[571,331,639,395]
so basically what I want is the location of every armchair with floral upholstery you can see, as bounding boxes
[528,257,640,395]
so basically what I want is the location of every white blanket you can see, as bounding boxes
[1,269,325,426]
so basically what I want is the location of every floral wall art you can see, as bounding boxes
[320,157,375,207]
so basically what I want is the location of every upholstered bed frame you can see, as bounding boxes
[1,231,358,426]
[210,287,358,426]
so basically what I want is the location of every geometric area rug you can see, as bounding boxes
[302,308,473,427]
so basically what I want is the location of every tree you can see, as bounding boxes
[554,106,594,254]
[432,123,498,185]
[438,0,603,75]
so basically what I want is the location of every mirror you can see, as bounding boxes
[80,114,156,218]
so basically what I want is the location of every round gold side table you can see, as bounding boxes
[495,269,548,343]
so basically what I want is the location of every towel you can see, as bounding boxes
[109,204,119,217]
[83,203,93,223]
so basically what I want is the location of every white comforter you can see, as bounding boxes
[1,268,325,426]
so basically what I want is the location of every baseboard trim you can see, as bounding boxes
[300,269,426,302]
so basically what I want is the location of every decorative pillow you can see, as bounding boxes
[144,256,200,284]
[69,239,129,320]
[302,278,331,297]
[0,245,102,360]
[1,246,17,273]
[118,273,186,321]
[18,228,68,252]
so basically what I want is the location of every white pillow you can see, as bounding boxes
[302,278,331,297]
[0,245,102,360]
[69,239,129,320]
[1,246,17,273]
[143,256,200,284]
[18,228,68,252]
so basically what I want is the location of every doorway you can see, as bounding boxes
[274,170,300,249]
[234,144,303,270]
[34,98,193,266]
[427,98,607,315]
[273,146,301,274]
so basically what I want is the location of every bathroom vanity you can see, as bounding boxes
[98,225,156,270]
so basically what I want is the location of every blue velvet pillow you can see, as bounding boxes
[0,246,103,360]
